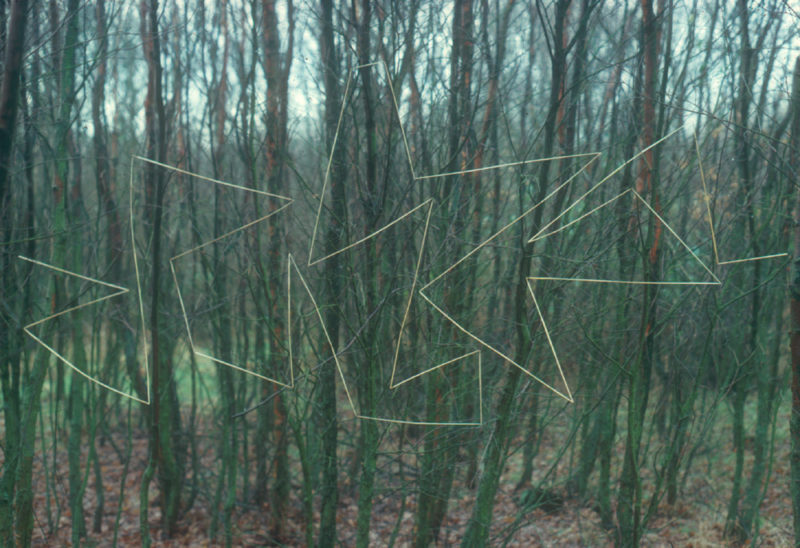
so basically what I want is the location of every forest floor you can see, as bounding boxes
[22,393,794,547]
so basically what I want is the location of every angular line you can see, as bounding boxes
[18,255,149,405]
[131,156,294,387]
[528,188,722,286]
[308,200,431,267]
[308,60,419,267]
[305,57,485,424]
[529,126,684,244]
[418,153,599,402]
[694,133,788,266]
[287,253,358,415]
[423,153,600,290]
[527,280,573,403]
[358,351,483,427]
[417,286,572,403]
[309,197,483,425]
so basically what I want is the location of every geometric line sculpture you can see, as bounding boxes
[307,60,484,425]
[529,187,722,286]
[529,126,685,244]
[307,62,699,417]
[314,70,692,408]
[358,350,483,427]
[413,129,683,405]
[130,155,295,387]
[523,131,724,399]
[286,253,350,400]
[385,199,434,389]
[307,60,417,267]
[315,198,483,426]
[293,253,483,426]
[418,152,601,403]
[17,255,149,404]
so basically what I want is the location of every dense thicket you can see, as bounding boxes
[1,0,798,546]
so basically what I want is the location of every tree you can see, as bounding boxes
[261,0,294,540]
[463,1,576,543]
[617,0,661,544]
[0,0,30,543]
[318,1,345,544]
[790,52,800,548]
[138,0,185,541]
[2,0,799,545]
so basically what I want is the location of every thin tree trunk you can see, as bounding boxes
[791,54,800,548]
[52,2,86,542]
[139,0,184,541]
[0,0,28,200]
[738,6,782,538]
[725,0,762,538]
[208,5,236,544]
[318,1,344,544]
[354,1,380,545]
[261,0,294,540]
[0,0,30,542]
[417,3,475,546]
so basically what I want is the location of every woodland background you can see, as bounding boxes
[1,0,800,546]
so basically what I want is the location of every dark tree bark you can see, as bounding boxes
[260,0,294,541]
[0,0,28,203]
[462,1,573,544]
[417,1,475,545]
[206,4,237,545]
[0,0,29,543]
[789,54,800,548]
[353,1,380,545]
[725,0,767,539]
[318,1,345,545]
[617,0,661,544]
[138,0,185,541]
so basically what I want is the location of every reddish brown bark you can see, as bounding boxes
[639,0,660,264]
[261,1,294,539]
[139,0,184,538]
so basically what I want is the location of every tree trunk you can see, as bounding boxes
[318,1,344,544]
[262,0,294,540]
[0,0,28,200]
[208,5,236,545]
[0,0,29,543]
[139,0,185,541]
[789,54,800,548]
[354,2,381,546]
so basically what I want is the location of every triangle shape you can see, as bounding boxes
[18,256,147,404]
[307,60,419,267]
[310,198,468,418]
[526,277,647,401]
[230,254,350,417]
[528,188,720,286]
[528,126,684,244]
[178,249,296,389]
